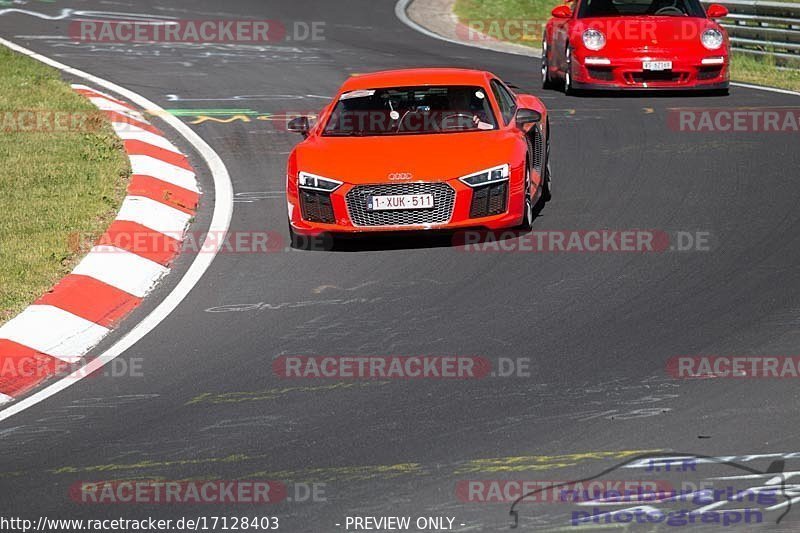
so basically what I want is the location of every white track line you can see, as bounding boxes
[0,305,110,363]
[730,81,800,97]
[0,37,234,422]
[395,0,534,56]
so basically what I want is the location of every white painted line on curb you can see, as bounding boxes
[0,305,110,363]
[116,195,192,238]
[0,37,233,422]
[129,154,200,193]
[112,125,182,153]
[72,84,132,105]
[72,246,169,298]
[87,95,141,114]
[0,393,13,405]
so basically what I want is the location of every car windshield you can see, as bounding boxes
[322,85,497,136]
[578,0,706,17]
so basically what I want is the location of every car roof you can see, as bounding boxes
[339,68,495,92]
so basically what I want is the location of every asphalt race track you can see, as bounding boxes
[2,1,800,531]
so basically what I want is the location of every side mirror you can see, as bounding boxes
[516,108,542,128]
[287,116,310,137]
[551,5,572,18]
[706,4,728,18]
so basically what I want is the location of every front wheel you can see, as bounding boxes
[288,224,304,249]
[541,41,555,90]
[564,45,576,96]
[288,225,334,251]
[518,162,534,230]
[541,159,552,203]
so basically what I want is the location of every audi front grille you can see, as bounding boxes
[345,182,455,227]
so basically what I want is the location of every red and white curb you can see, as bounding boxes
[0,85,201,403]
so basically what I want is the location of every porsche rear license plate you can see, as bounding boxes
[367,194,434,211]
[643,61,672,71]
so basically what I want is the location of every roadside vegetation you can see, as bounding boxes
[731,53,800,91]
[0,46,129,323]
[454,0,800,92]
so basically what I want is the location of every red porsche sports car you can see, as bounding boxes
[542,0,730,92]
[285,68,551,247]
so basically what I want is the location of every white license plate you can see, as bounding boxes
[367,194,434,211]
[643,61,672,71]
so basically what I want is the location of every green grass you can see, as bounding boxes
[454,0,556,25]
[453,0,800,91]
[454,0,555,44]
[731,53,800,91]
[0,46,129,323]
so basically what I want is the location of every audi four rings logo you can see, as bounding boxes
[388,172,413,181]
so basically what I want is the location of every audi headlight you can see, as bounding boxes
[701,29,724,50]
[582,29,606,51]
[298,172,342,192]
[459,164,510,188]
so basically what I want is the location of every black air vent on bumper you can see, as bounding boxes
[300,190,335,223]
[469,182,508,218]
[697,67,722,80]
[587,67,614,81]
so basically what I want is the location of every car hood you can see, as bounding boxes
[574,16,722,53]
[293,130,520,184]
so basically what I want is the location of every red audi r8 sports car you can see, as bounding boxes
[542,0,730,92]
[285,68,551,247]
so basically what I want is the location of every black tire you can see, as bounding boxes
[517,158,534,231]
[289,225,334,251]
[564,45,576,96]
[541,160,552,203]
[288,224,304,249]
[542,41,555,90]
[541,121,552,202]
